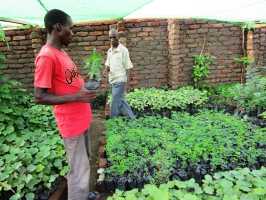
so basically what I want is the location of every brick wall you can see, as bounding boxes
[178,19,243,84]
[0,19,265,90]
[124,19,169,88]
[0,21,116,90]
[246,27,266,79]
[0,29,36,88]
[168,19,182,88]
[253,27,266,66]
[67,21,115,91]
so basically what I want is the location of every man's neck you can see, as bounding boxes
[46,35,62,50]
[112,43,119,49]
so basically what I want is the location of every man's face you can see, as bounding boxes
[109,31,119,48]
[59,17,73,46]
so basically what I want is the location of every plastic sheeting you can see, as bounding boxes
[0,0,153,25]
[125,0,266,23]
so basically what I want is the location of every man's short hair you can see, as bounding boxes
[44,9,70,33]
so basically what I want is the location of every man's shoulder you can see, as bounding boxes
[107,47,112,53]
[119,43,127,49]
[119,44,128,52]
[37,45,57,59]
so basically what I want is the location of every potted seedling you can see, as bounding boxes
[84,48,103,90]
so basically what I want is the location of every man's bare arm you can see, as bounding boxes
[34,87,96,105]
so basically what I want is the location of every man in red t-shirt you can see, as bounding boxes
[34,9,99,200]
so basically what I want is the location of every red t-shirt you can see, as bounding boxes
[34,44,92,138]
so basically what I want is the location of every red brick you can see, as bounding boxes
[137,32,149,37]
[81,36,97,42]
[13,36,26,40]
[76,32,88,37]
[142,27,154,32]
[90,41,104,46]
[97,35,109,41]
[89,31,103,36]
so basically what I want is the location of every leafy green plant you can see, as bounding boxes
[108,167,266,200]
[0,27,67,199]
[259,111,266,119]
[0,80,68,200]
[0,27,6,71]
[192,55,214,88]
[0,26,6,42]
[0,26,9,49]
[229,76,266,113]
[0,92,68,200]
[104,111,265,186]
[0,53,5,68]
[234,56,254,80]
[234,56,254,67]
[241,21,256,31]
[212,83,237,97]
[239,22,256,83]
[209,76,266,115]
[125,86,208,113]
[208,83,239,107]
[83,48,103,80]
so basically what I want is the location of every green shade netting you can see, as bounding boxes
[0,0,153,25]
[1,0,266,27]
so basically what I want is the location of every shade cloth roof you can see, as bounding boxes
[125,0,266,23]
[0,0,153,25]
[1,0,266,27]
